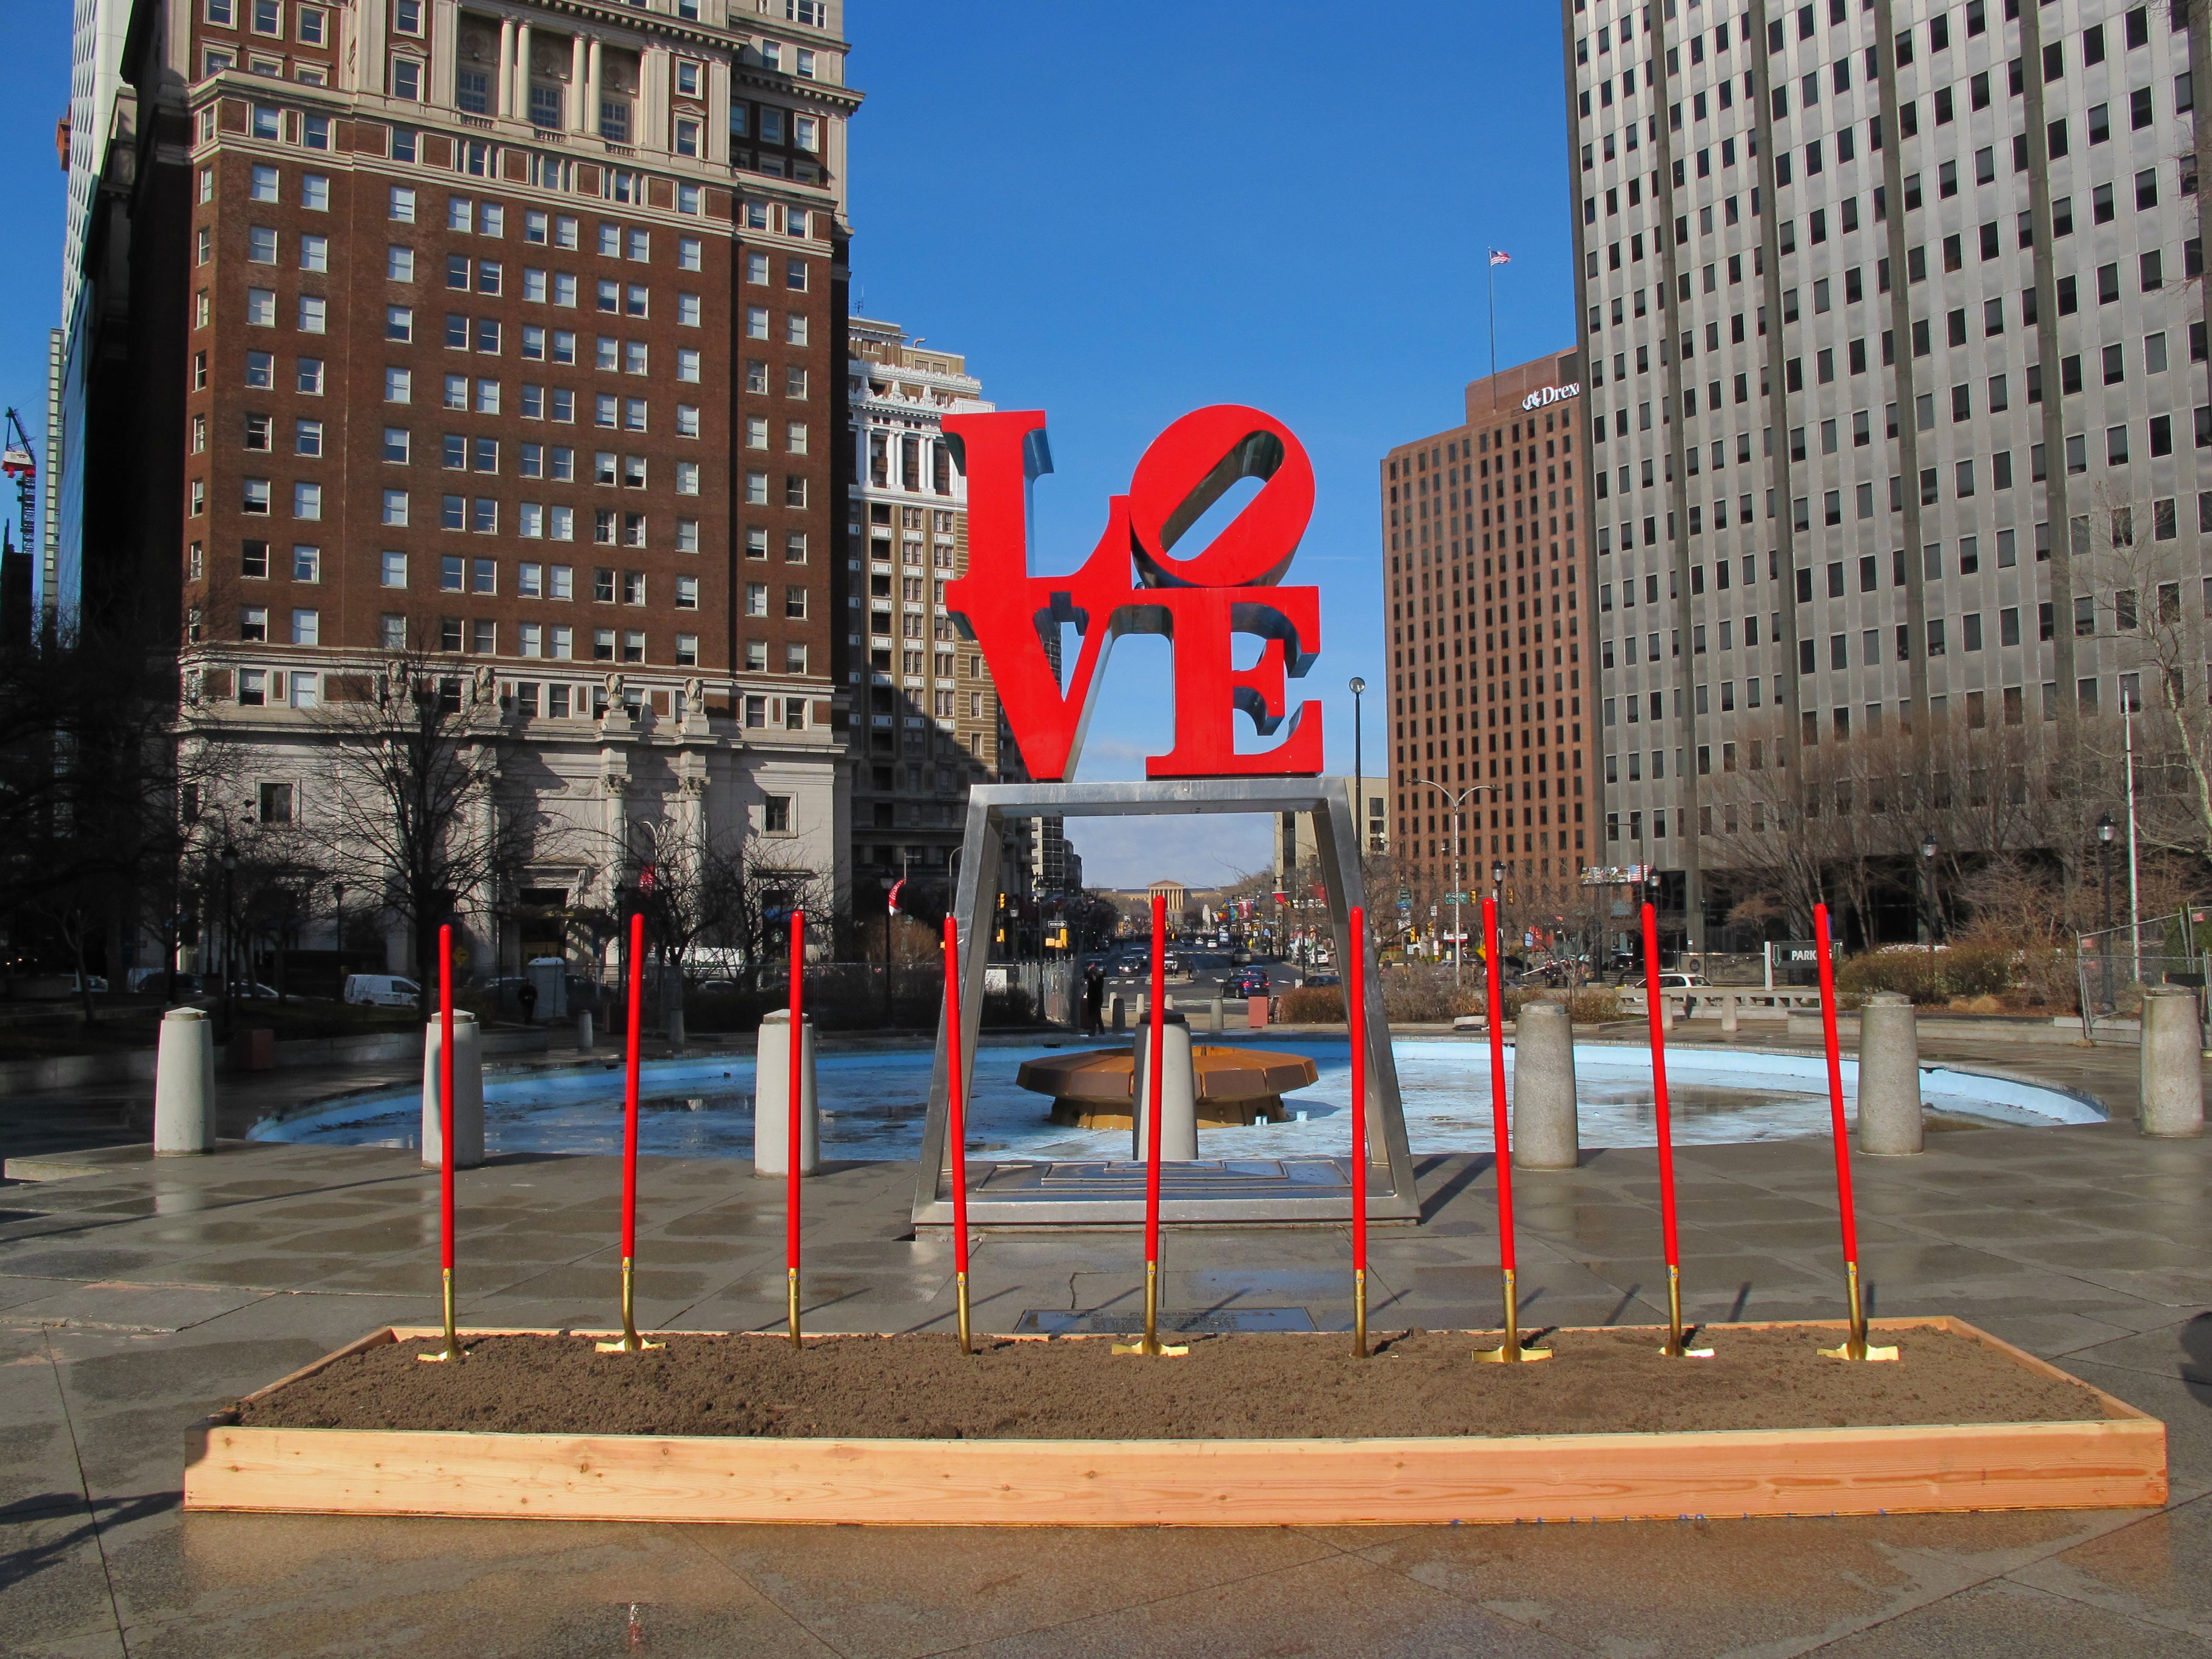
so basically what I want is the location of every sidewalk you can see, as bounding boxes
[1,1038,2207,1656]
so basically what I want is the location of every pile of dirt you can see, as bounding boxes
[236,1325,2113,1441]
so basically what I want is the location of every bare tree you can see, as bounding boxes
[2070,478,2212,868]
[310,655,530,1016]
[1704,719,1842,934]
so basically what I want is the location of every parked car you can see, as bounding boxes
[1303,971,1341,988]
[127,968,204,996]
[1633,972,1712,991]
[344,973,422,1008]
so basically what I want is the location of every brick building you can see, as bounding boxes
[1380,350,1595,954]
[70,0,861,974]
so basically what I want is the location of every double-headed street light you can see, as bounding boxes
[1410,776,1501,984]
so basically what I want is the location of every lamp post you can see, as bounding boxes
[880,873,896,1025]
[1919,834,1938,954]
[1410,776,1498,985]
[1348,675,1366,855]
[2097,813,2116,1013]
[219,843,240,1036]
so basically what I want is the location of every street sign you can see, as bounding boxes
[1444,892,1469,904]
[1442,932,1469,942]
[1397,886,1412,903]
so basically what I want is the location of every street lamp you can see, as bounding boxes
[880,873,897,1024]
[220,843,240,1035]
[1410,777,1500,984]
[1919,834,1938,954]
[1347,676,1366,856]
[2097,813,2116,1011]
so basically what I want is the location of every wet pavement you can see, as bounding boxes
[0,1025,2207,1657]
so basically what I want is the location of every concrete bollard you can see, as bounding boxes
[1720,993,1740,1035]
[575,1007,594,1054]
[666,1007,687,1053]
[153,1008,216,1156]
[1110,993,1126,1033]
[1855,992,1924,1155]
[1659,992,1677,1034]
[754,1009,820,1175]
[1511,1001,1578,1170]
[1207,997,1225,1034]
[420,1012,485,1169]
[1133,1013,1199,1161]
[2137,985,2206,1136]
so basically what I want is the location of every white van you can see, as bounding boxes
[344,974,421,1008]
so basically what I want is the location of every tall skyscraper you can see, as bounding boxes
[846,318,1032,870]
[69,0,862,972]
[1380,351,1597,953]
[1564,0,2207,948]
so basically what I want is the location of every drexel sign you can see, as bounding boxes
[943,405,1322,782]
[1520,382,1581,412]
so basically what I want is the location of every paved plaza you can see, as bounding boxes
[1,1029,2208,1657]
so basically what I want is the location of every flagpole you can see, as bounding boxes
[1487,250,1499,410]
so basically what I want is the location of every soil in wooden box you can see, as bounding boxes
[236,1327,2114,1441]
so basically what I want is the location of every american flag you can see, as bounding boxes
[1489,249,1512,266]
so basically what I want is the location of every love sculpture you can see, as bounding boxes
[913,404,1416,1232]
[942,404,1323,780]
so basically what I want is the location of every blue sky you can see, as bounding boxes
[844,0,1577,886]
[0,1,1577,891]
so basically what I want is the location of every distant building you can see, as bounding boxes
[1380,351,1595,942]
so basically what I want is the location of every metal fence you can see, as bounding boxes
[2074,913,2209,1039]
[648,957,1076,1035]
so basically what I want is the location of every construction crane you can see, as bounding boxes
[0,409,35,561]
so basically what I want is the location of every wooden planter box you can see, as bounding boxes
[183,1316,2165,1527]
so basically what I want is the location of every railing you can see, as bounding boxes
[1618,987,1824,1030]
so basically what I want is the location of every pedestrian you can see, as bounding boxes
[1082,959,1105,1037]
[517,977,538,1025]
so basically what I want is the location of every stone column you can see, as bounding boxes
[570,34,589,132]
[1855,991,1923,1155]
[514,22,534,121]
[584,38,603,136]
[153,1008,216,1156]
[1133,1014,1199,1161]
[1511,1001,1578,1170]
[754,1009,820,1175]
[2138,985,2206,1136]
[420,1012,485,1170]
[497,17,515,115]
